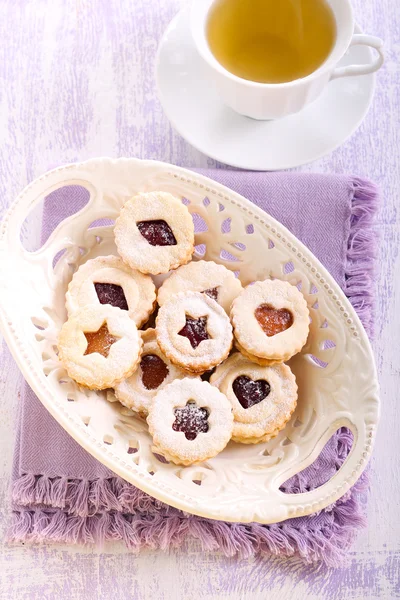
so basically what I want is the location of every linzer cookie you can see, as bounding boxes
[66,255,156,327]
[231,279,309,365]
[211,353,297,444]
[58,304,142,390]
[114,328,192,417]
[157,260,243,313]
[156,291,233,373]
[114,192,195,274]
[147,378,233,465]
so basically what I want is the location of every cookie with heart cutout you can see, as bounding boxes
[210,352,297,444]
[231,279,309,365]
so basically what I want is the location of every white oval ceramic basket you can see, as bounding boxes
[0,158,380,524]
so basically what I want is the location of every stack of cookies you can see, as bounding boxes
[58,191,309,466]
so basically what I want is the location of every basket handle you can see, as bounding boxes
[0,164,101,257]
[274,410,378,521]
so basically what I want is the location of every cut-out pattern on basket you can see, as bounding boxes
[0,160,378,524]
[29,187,347,496]
[30,187,346,487]
[280,428,354,494]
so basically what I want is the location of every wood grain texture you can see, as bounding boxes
[0,0,399,598]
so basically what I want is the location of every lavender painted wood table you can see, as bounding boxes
[0,1,399,598]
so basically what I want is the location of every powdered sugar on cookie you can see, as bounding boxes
[66,255,156,327]
[114,192,194,274]
[211,353,297,444]
[58,304,143,390]
[156,291,233,373]
[147,378,233,465]
[231,279,309,364]
[157,260,243,313]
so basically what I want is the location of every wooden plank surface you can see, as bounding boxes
[0,0,399,598]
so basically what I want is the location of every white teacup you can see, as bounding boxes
[190,0,384,120]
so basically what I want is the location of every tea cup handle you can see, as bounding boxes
[330,34,384,80]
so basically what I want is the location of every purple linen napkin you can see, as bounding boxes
[9,170,378,567]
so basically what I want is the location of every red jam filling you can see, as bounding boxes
[137,219,177,246]
[255,304,293,337]
[203,287,219,301]
[178,315,209,349]
[172,401,209,440]
[232,375,271,409]
[140,353,169,390]
[94,282,129,311]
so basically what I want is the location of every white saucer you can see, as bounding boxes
[156,9,376,170]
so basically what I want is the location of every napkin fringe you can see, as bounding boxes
[345,177,379,336]
[11,429,358,518]
[10,471,367,567]
[11,473,172,517]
